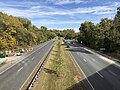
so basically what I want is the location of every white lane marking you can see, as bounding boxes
[108,70,117,76]
[32,57,34,60]
[96,71,104,78]
[0,41,51,75]
[83,59,87,62]
[17,67,23,72]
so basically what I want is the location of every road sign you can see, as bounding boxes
[100,48,105,51]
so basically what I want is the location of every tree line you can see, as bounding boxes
[0,12,56,51]
[51,29,77,39]
[77,7,120,55]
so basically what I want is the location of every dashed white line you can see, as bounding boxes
[69,52,95,90]
[17,67,23,72]
[96,71,104,78]
[0,41,50,75]
[83,59,87,62]
[32,57,35,60]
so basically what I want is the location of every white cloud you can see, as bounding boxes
[46,0,91,5]
[0,0,119,30]
[0,1,118,18]
[0,1,38,8]
[54,0,84,5]
[113,2,120,6]
[2,6,114,17]
[93,11,113,15]
[33,19,83,25]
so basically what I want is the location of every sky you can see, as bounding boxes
[0,0,120,32]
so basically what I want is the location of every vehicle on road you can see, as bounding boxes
[16,52,22,56]
[19,48,25,53]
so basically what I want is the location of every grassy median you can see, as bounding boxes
[32,39,84,90]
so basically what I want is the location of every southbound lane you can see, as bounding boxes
[0,40,54,90]
[69,45,120,90]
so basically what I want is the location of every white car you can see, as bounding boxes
[16,52,22,56]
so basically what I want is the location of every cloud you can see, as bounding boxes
[0,0,119,30]
[34,19,83,25]
[0,1,118,18]
[54,0,84,5]
[2,6,114,17]
[46,0,91,5]
[114,2,120,6]
[0,1,38,8]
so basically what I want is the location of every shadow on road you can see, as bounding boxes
[65,63,120,90]
[66,47,93,54]
[63,44,120,90]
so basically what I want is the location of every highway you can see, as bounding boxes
[69,44,120,90]
[0,40,54,90]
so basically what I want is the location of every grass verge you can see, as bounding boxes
[32,40,85,90]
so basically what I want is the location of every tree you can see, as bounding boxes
[112,7,120,52]
[79,21,96,48]
[78,7,120,54]
[97,18,113,51]
[63,29,75,39]
[0,12,56,50]
[18,17,31,28]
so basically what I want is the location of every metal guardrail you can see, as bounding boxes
[19,44,54,90]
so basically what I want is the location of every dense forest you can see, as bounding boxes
[0,12,56,51]
[77,7,120,58]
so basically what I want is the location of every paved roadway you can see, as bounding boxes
[69,44,120,90]
[0,40,54,90]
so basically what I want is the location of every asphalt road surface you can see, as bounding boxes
[69,44,120,90]
[0,40,54,90]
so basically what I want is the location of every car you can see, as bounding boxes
[19,48,25,53]
[16,52,22,56]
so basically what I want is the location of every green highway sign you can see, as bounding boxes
[100,48,106,51]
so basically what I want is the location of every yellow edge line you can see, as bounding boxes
[69,51,95,90]
[19,44,54,90]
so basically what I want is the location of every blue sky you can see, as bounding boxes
[0,0,120,32]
